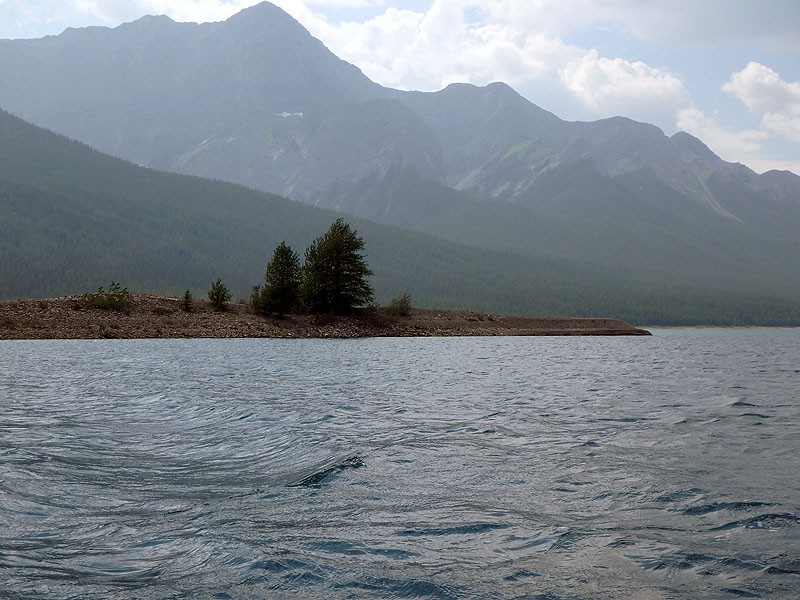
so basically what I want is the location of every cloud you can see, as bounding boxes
[431,1,800,52]
[287,0,693,134]
[677,107,767,158]
[508,0,799,51]
[605,0,800,51]
[96,0,256,24]
[303,0,381,6]
[723,62,800,143]
[315,4,576,92]
[561,49,690,125]
[674,106,800,174]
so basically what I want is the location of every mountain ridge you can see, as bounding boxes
[0,1,798,312]
[2,2,796,207]
[3,107,798,325]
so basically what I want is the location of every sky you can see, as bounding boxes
[1,1,799,175]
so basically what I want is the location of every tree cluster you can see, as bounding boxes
[251,218,374,317]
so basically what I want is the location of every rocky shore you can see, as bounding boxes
[0,294,650,339]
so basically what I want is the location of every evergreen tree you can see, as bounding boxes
[182,289,193,312]
[208,278,231,310]
[301,218,374,313]
[260,241,301,317]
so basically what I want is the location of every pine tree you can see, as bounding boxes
[182,289,193,312]
[208,278,231,310]
[301,219,373,314]
[260,241,301,317]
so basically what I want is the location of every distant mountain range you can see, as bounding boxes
[4,107,799,325]
[1,1,798,323]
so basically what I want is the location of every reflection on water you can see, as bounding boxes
[1,330,799,599]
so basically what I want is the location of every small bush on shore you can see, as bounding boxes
[81,282,133,311]
[387,292,412,316]
[208,279,231,310]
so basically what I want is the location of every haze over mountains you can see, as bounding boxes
[6,105,754,325]
[1,1,798,323]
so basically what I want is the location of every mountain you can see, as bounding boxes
[3,108,799,325]
[0,3,414,199]
[2,4,796,211]
[0,2,798,318]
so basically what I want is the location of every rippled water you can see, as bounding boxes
[1,330,799,599]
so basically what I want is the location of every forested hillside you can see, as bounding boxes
[2,109,800,325]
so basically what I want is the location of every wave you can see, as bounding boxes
[711,512,800,531]
[288,455,365,488]
[683,501,774,515]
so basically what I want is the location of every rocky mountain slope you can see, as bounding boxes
[4,108,798,324]
[2,2,796,214]
[0,1,798,303]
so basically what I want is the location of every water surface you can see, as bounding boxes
[1,330,798,598]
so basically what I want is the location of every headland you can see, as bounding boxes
[0,294,650,339]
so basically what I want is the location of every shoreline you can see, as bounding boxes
[0,294,651,339]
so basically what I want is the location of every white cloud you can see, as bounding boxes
[760,113,800,145]
[609,1,799,51]
[303,0,381,6]
[673,106,800,173]
[678,107,767,157]
[525,0,799,51]
[723,62,800,143]
[284,0,692,134]
[440,1,800,51]
[312,5,575,93]
[561,49,690,126]
[468,0,604,36]
[100,0,256,24]
[724,62,800,114]
[745,156,800,174]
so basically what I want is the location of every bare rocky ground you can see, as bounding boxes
[0,294,650,339]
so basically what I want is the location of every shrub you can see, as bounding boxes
[81,281,134,311]
[249,285,263,313]
[387,292,412,316]
[208,278,231,310]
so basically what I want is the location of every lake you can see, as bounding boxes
[1,330,798,598]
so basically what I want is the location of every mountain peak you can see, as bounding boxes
[131,14,175,25]
[237,1,292,16]
[581,115,665,138]
[485,81,519,94]
[225,1,305,32]
[115,14,178,32]
[671,130,720,163]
